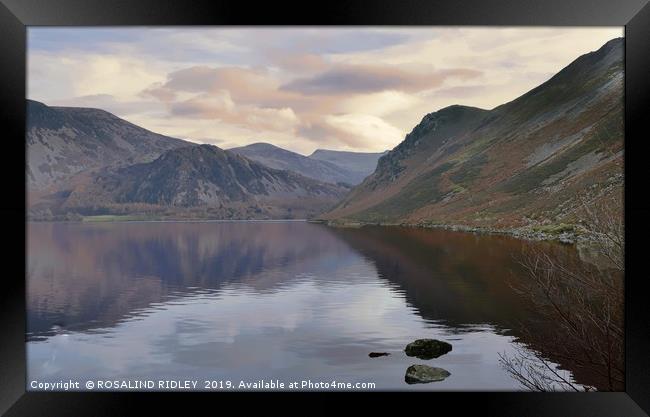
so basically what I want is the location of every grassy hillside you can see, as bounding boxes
[322,38,623,233]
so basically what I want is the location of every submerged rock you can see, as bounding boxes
[368,352,391,358]
[405,364,451,384]
[404,339,452,359]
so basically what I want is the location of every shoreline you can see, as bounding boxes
[27,215,580,244]
[27,217,310,224]
[311,219,580,244]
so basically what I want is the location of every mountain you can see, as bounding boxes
[56,144,349,220]
[308,149,388,184]
[27,103,349,220]
[229,142,358,185]
[322,38,624,230]
[27,100,190,191]
[229,142,385,186]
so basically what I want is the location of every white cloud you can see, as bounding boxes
[324,113,404,150]
[28,50,169,104]
[338,90,422,117]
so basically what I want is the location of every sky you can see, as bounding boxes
[28,27,623,155]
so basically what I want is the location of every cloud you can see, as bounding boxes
[245,107,300,132]
[140,83,177,102]
[266,52,329,74]
[296,115,402,151]
[170,92,300,133]
[28,27,623,154]
[170,91,236,117]
[28,49,168,104]
[281,64,482,95]
[434,85,487,98]
[145,65,291,107]
[322,114,404,149]
[338,90,422,117]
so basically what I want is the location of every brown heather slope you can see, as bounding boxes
[321,38,624,230]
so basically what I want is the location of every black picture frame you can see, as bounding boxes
[1,0,649,415]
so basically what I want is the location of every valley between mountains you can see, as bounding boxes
[27,38,623,238]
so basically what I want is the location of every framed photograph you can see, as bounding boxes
[1,0,649,415]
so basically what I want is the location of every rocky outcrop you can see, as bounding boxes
[404,365,451,384]
[404,339,453,360]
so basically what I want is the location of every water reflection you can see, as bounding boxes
[27,221,580,390]
[27,221,357,339]
[329,226,565,329]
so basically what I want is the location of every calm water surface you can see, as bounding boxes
[27,221,579,390]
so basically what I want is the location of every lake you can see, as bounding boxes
[27,221,581,391]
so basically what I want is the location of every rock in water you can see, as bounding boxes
[405,365,451,384]
[404,339,452,359]
[368,352,391,358]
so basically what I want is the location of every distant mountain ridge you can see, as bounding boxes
[229,142,385,185]
[322,38,624,230]
[229,142,356,185]
[309,149,389,182]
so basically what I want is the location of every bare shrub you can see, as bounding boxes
[499,194,624,391]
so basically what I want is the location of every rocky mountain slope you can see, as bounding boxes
[308,149,388,185]
[229,142,358,185]
[27,100,190,191]
[27,102,350,220]
[44,144,348,220]
[322,38,624,231]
